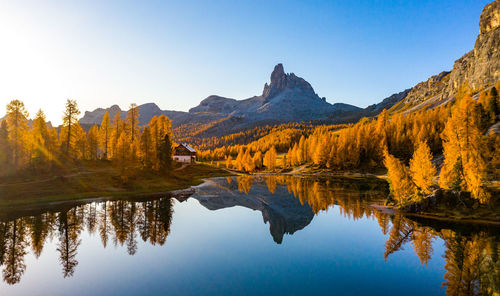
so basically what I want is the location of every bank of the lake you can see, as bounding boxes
[0,162,230,208]
[213,162,500,224]
[2,159,498,225]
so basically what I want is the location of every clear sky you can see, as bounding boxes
[0,0,492,125]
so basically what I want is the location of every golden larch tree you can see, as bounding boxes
[409,141,436,197]
[61,99,80,156]
[126,103,140,142]
[139,126,154,168]
[263,146,277,170]
[115,132,131,175]
[383,150,416,205]
[253,151,262,169]
[31,109,51,168]
[87,125,100,160]
[0,120,11,172]
[110,112,124,159]
[5,100,29,168]
[439,95,490,202]
[99,111,112,159]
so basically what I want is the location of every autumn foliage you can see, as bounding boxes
[439,95,491,202]
[199,83,499,204]
[0,100,174,177]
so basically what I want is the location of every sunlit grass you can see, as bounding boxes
[0,162,230,207]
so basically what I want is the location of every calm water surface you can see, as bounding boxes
[0,176,498,296]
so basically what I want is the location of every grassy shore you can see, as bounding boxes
[0,161,231,207]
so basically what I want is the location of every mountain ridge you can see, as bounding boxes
[80,63,365,134]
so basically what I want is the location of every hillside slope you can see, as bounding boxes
[391,0,500,113]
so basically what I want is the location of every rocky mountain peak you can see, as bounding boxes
[262,63,316,100]
[139,102,161,113]
[270,63,285,85]
[262,63,286,99]
[188,95,237,114]
[80,62,363,136]
[480,0,500,34]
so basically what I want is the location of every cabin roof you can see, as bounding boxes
[183,144,196,153]
[174,143,196,154]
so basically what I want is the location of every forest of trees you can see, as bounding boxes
[0,100,175,178]
[199,83,500,205]
[175,122,321,151]
[2,82,498,205]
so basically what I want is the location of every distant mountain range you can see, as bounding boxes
[75,0,500,139]
[80,63,365,134]
[80,62,410,139]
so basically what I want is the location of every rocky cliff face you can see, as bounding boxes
[188,95,238,114]
[445,0,500,96]
[480,0,500,35]
[261,64,316,101]
[363,89,411,115]
[396,0,500,111]
[189,63,355,121]
[401,71,450,106]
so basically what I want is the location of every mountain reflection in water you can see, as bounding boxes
[0,175,497,296]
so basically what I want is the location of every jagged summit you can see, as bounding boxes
[189,63,357,119]
[262,63,316,101]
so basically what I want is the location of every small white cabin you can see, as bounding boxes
[173,144,197,163]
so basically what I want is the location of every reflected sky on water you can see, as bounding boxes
[0,176,497,295]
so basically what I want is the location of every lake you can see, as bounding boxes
[0,175,497,295]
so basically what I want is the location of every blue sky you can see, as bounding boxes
[0,0,491,124]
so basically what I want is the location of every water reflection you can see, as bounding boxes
[0,198,173,284]
[0,175,497,295]
[191,175,389,243]
[191,176,499,295]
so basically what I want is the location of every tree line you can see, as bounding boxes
[199,83,500,203]
[384,85,499,204]
[178,122,319,151]
[0,100,175,177]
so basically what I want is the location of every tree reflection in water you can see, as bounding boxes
[0,175,496,295]
[0,197,174,285]
[229,175,500,296]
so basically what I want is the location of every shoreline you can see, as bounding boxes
[1,166,498,225]
[0,187,197,222]
[220,166,500,224]
[0,163,231,208]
